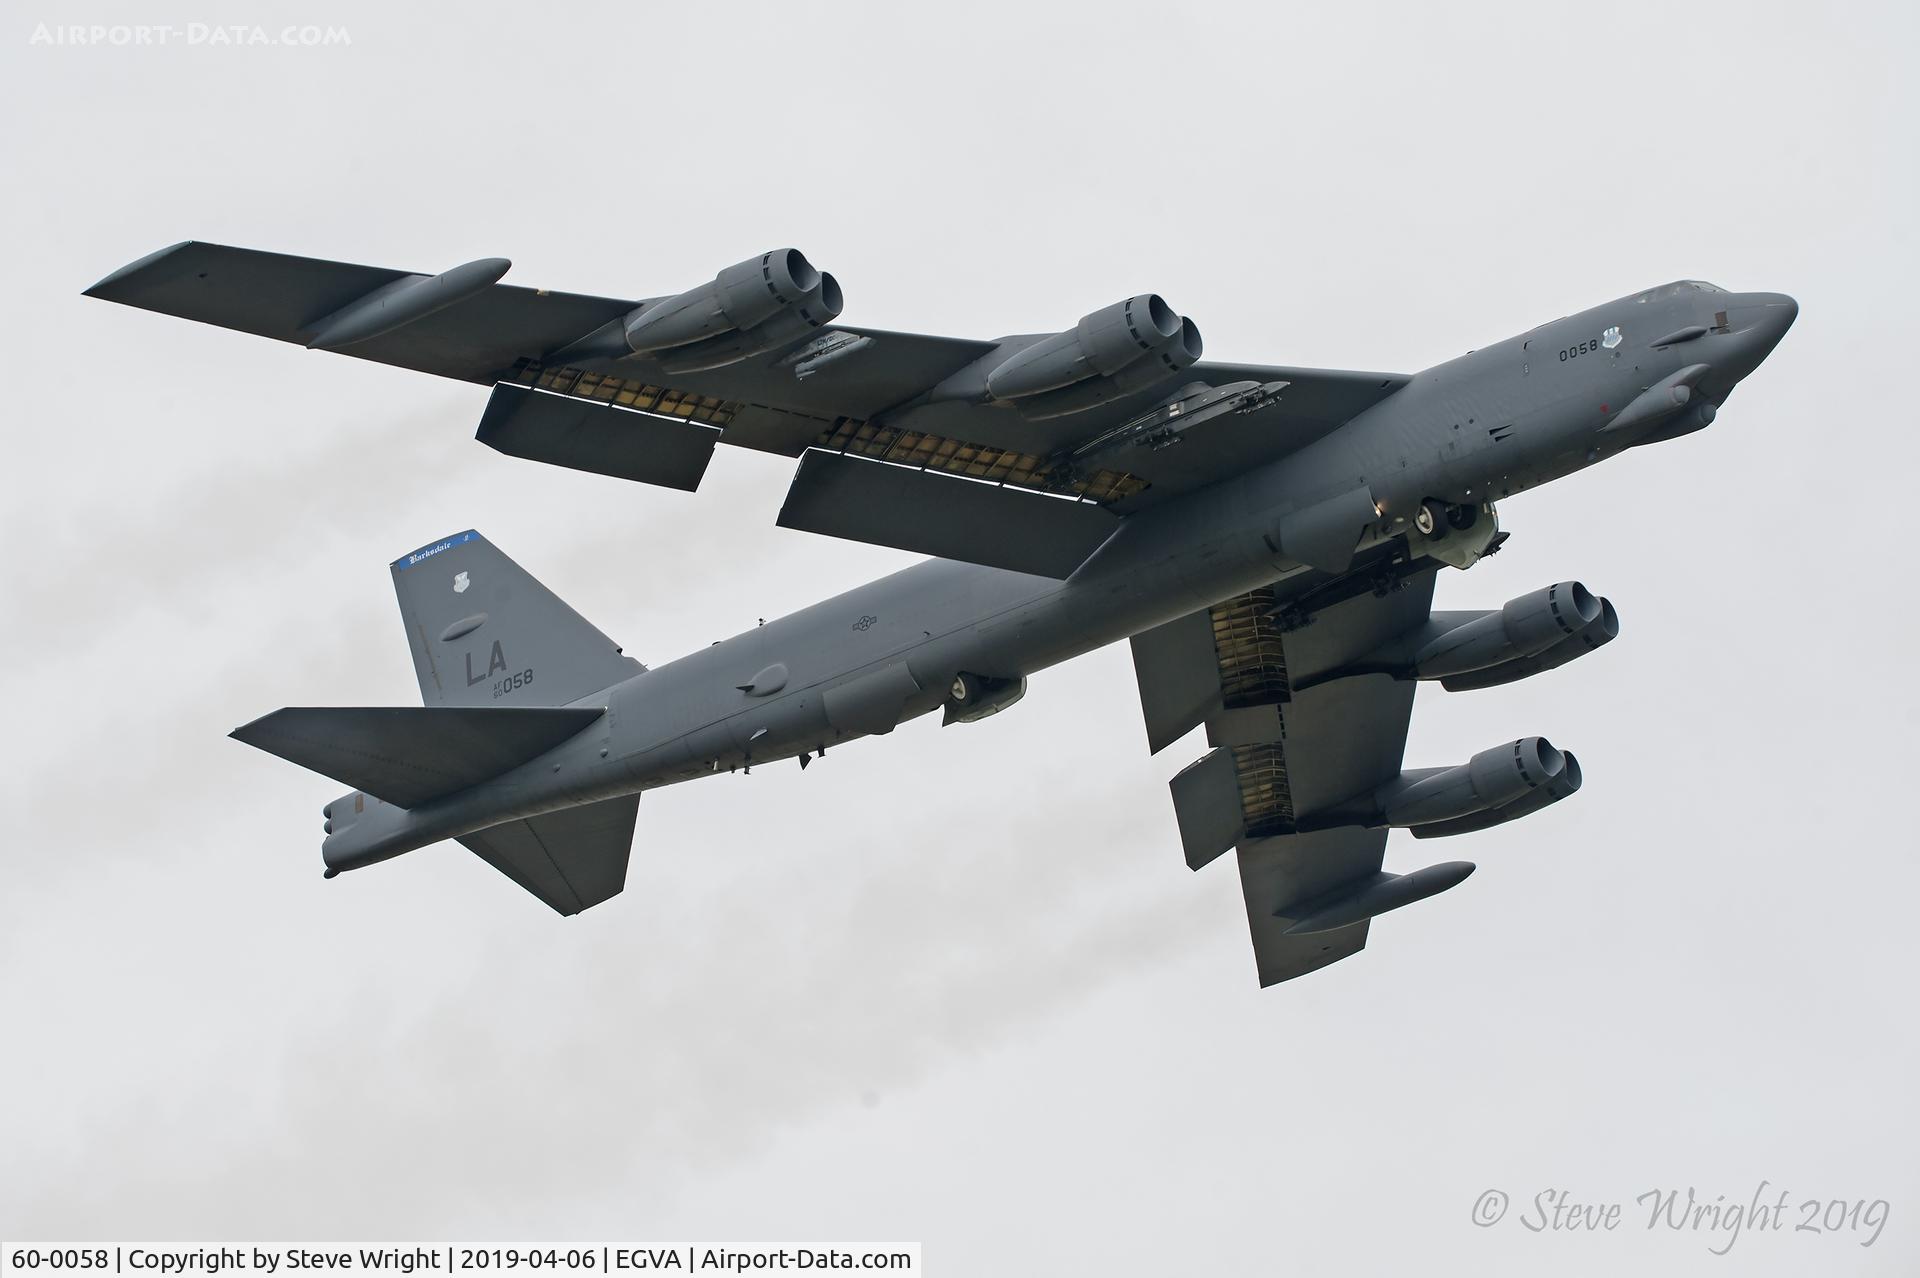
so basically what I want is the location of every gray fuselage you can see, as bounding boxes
[325,282,1796,874]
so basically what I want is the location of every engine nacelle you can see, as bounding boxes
[1440,596,1619,691]
[1411,750,1583,838]
[943,672,1027,725]
[1376,737,1575,829]
[985,294,1202,418]
[1411,582,1602,679]
[620,249,843,373]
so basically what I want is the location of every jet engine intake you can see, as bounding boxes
[1376,736,1576,829]
[1410,750,1583,838]
[985,294,1202,418]
[1411,581,1603,679]
[618,249,843,373]
[1440,596,1619,691]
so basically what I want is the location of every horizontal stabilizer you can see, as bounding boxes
[777,448,1119,578]
[476,382,720,491]
[461,793,640,915]
[232,706,604,808]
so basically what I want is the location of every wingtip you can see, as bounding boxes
[230,712,273,743]
[82,240,196,298]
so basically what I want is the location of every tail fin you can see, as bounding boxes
[392,530,642,707]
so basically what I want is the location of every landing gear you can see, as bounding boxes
[1415,497,1479,537]
[943,672,1029,725]
[1411,499,1502,570]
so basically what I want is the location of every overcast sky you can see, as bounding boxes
[3,2,1916,1273]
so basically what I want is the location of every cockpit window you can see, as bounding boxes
[1636,280,1727,303]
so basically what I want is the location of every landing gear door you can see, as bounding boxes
[823,662,924,738]
[1413,503,1500,569]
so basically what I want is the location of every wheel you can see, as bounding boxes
[1414,498,1447,538]
[950,673,976,703]
[1446,502,1479,531]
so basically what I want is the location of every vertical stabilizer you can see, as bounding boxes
[391,530,642,707]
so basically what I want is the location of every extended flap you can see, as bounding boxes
[1170,746,1246,871]
[476,382,720,491]
[1128,607,1224,754]
[777,449,1120,578]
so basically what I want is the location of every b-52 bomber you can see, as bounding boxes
[85,243,1796,985]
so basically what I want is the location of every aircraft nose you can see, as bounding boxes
[1733,292,1798,347]
[1720,291,1804,383]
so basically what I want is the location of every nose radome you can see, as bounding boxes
[1757,291,1797,320]
[1724,292,1797,363]
[1742,292,1798,338]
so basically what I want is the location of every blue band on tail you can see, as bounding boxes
[392,530,482,571]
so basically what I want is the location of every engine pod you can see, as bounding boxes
[1412,582,1602,679]
[1411,752,1583,838]
[613,249,844,372]
[985,294,1202,415]
[1376,737,1572,828]
[1441,598,1619,691]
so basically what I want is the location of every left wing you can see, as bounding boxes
[1136,570,1442,985]
[86,242,1409,577]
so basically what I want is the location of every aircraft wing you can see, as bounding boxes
[87,242,1408,577]
[1130,564,1444,986]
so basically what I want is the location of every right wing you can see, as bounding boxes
[1133,566,1448,986]
[87,242,1408,577]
